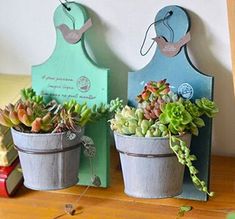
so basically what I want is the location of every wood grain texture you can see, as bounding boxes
[227,0,235,93]
[0,149,234,219]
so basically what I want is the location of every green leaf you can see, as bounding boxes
[177,206,193,218]
[180,206,192,212]
[159,113,170,124]
[190,125,199,136]
[193,118,205,127]
[181,111,192,125]
[168,124,178,134]
[227,212,235,219]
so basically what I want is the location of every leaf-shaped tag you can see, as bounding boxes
[177,206,192,217]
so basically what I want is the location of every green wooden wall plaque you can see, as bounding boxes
[32,2,110,187]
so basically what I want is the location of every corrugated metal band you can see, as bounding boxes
[117,149,176,158]
[14,144,81,155]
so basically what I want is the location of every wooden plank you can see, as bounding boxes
[31,3,110,187]
[0,154,234,218]
[128,5,214,201]
[227,0,235,94]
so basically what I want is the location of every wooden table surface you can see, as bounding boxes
[0,150,235,219]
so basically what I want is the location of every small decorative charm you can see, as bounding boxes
[91,175,101,187]
[152,32,191,57]
[57,18,92,44]
[66,131,77,140]
[83,146,96,158]
[81,136,96,158]
[64,203,76,216]
[81,136,94,147]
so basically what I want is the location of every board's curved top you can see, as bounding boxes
[32,2,107,71]
[155,5,190,42]
[53,2,87,29]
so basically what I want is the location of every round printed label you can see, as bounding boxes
[77,76,91,92]
[178,83,194,99]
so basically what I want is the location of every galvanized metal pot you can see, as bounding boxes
[11,128,84,191]
[114,132,191,198]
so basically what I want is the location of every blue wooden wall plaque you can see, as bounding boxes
[32,2,110,187]
[128,5,214,201]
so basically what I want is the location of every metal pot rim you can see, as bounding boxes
[113,131,190,140]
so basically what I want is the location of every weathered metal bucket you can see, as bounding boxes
[114,132,191,198]
[11,128,84,191]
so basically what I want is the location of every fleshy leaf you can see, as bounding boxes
[193,118,205,127]
[159,113,170,124]
[177,206,193,217]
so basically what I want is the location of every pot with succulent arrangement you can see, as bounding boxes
[0,88,122,191]
[110,79,218,199]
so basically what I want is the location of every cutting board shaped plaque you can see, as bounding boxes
[128,5,213,201]
[32,2,110,187]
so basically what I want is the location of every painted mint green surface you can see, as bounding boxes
[128,6,213,201]
[32,3,110,187]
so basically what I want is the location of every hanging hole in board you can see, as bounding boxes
[59,0,71,11]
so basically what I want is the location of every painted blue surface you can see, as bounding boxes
[128,5,214,201]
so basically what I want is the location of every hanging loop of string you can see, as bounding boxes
[59,0,71,11]
[140,10,173,56]
[59,0,76,29]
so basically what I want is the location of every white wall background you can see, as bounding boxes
[0,0,234,156]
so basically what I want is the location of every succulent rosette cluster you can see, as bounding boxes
[0,88,123,133]
[110,79,218,196]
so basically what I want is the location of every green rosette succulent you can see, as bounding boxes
[183,100,205,136]
[159,101,192,134]
[195,98,219,118]
[109,79,219,197]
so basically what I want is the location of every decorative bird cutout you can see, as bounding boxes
[152,32,191,57]
[57,18,92,44]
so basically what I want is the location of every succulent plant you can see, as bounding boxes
[137,80,177,121]
[159,101,192,134]
[109,106,168,137]
[195,97,219,118]
[170,134,214,197]
[21,88,44,104]
[0,88,123,133]
[64,97,123,126]
[110,79,219,197]
[136,79,170,103]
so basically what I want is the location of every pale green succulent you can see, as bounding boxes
[195,98,219,118]
[109,106,168,137]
